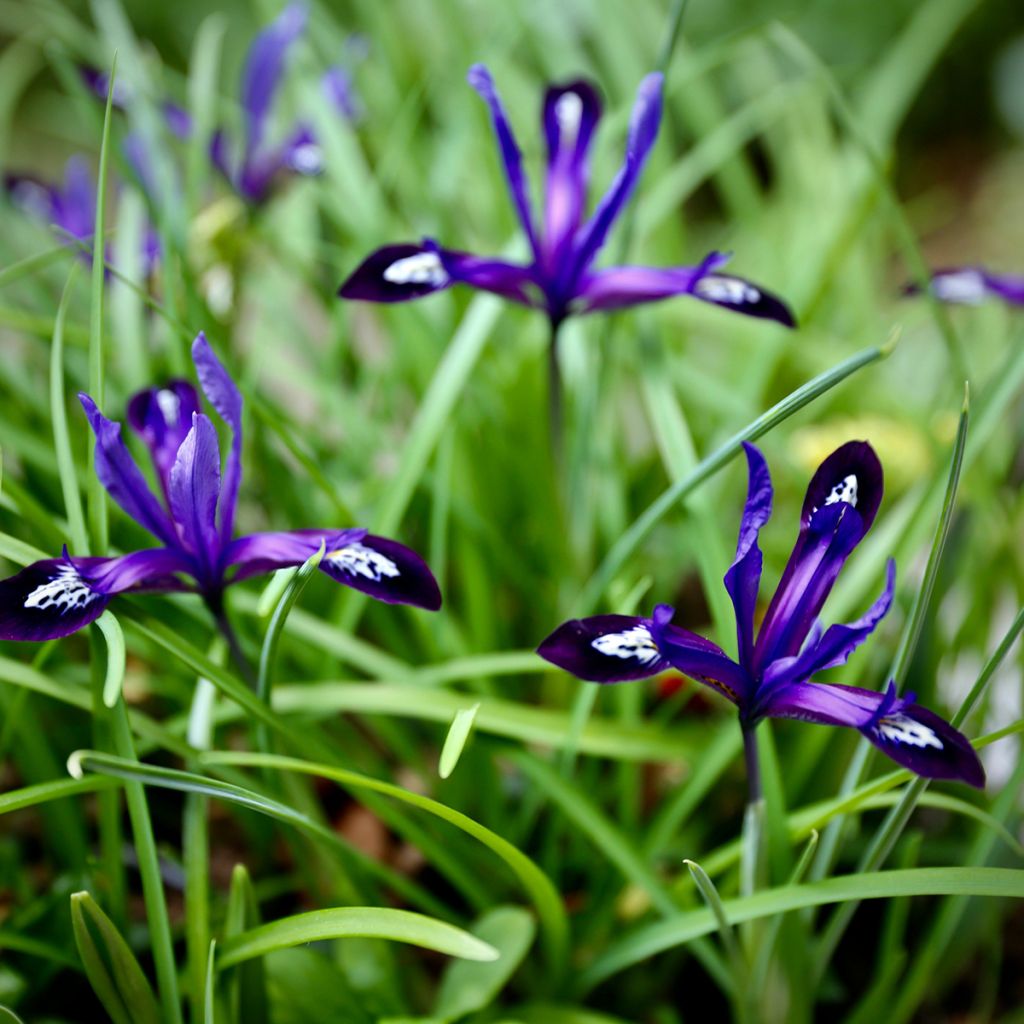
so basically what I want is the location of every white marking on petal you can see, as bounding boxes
[932,269,987,305]
[383,251,448,287]
[288,142,324,175]
[328,542,400,583]
[694,275,760,305]
[824,474,858,508]
[555,91,584,147]
[156,388,181,425]
[591,626,660,665]
[24,564,100,615]
[876,713,943,750]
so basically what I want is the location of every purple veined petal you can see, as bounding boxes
[0,557,111,641]
[753,441,884,670]
[319,533,442,610]
[224,527,365,583]
[168,414,223,577]
[723,442,773,669]
[650,604,752,706]
[241,2,307,158]
[80,547,195,594]
[467,64,541,263]
[541,79,602,265]
[338,243,455,303]
[762,559,896,692]
[191,333,243,544]
[574,255,726,313]
[761,680,984,787]
[691,271,796,327]
[538,613,666,683]
[564,71,663,291]
[437,246,539,307]
[78,394,179,548]
[979,269,1024,305]
[127,381,202,500]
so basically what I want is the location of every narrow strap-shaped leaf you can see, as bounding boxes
[439,702,481,778]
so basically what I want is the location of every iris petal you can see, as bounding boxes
[538,614,666,683]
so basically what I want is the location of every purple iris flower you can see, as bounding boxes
[538,441,984,787]
[0,333,440,643]
[908,266,1024,307]
[339,65,794,330]
[5,156,160,274]
[209,3,359,204]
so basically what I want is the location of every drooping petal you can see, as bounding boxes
[224,527,365,581]
[127,381,202,498]
[723,443,773,669]
[753,441,884,669]
[574,254,727,312]
[437,247,539,306]
[0,548,191,642]
[191,333,243,543]
[241,3,307,157]
[319,534,442,610]
[538,614,666,683]
[338,243,453,303]
[541,79,602,263]
[79,394,179,548]
[168,414,222,576]
[467,64,541,261]
[763,559,896,690]
[566,72,663,287]
[908,266,1024,306]
[691,271,796,327]
[761,681,984,787]
[652,605,752,706]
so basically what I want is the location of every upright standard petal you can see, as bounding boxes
[723,443,773,668]
[191,334,243,543]
[241,2,307,157]
[541,79,602,264]
[339,243,453,303]
[79,394,179,548]
[566,72,663,287]
[761,681,984,787]
[467,64,541,262]
[538,613,666,683]
[319,534,442,610]
[168,414,223,578]
[127,381,202,498]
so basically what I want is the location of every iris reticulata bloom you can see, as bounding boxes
[339,65,794,330]
[0,333,440,642]
[539,441,984,787]
[909,266,1024,307]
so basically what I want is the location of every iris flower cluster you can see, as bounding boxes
[0,334,439,643]
[539,441,984,787]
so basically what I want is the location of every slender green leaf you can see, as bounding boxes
[438,702,481,779]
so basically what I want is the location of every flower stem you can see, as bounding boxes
[740,723,766,899]
[548,318,564,469]
[206,593,256,689]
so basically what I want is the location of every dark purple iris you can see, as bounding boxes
[908,266,1024,307]
[0,333,440,643]
[339,65,794,330]
[5,156,159,274]
[539,441,983,787]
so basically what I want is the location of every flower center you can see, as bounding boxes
[932,269,986,304]
[383,252,448,287]
[591,625,659,664]
[156,388,181,424]
[555,91,584,147]
[694,275,760,305]
[327,542,400,582]
[824,474,858,508]
[875,713,943,750]
[24,564,99,615]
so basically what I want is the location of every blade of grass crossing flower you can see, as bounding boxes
[0,1008,26,1024]
[70,891,161,1024]
[577,342,886,612]
[255,542,324,755]
[96,612,126,709]
[218,908,498,969]
[439,702,481,779]
[200,750,569,974]
[577,868,1024,993]
[87,53,116,555]
[50,263,87,556]
[813,388,969,884]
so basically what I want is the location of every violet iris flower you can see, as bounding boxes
[908,266,1024,307]
[0,333,440,642]
[339,65,794,331]
[538,441,984,787]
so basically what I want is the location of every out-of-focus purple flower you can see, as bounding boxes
[0,333,441,643]
[5,156,160,275]
[907,266,1024,307]
[538,441,984,787]
[339,65,794,330]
